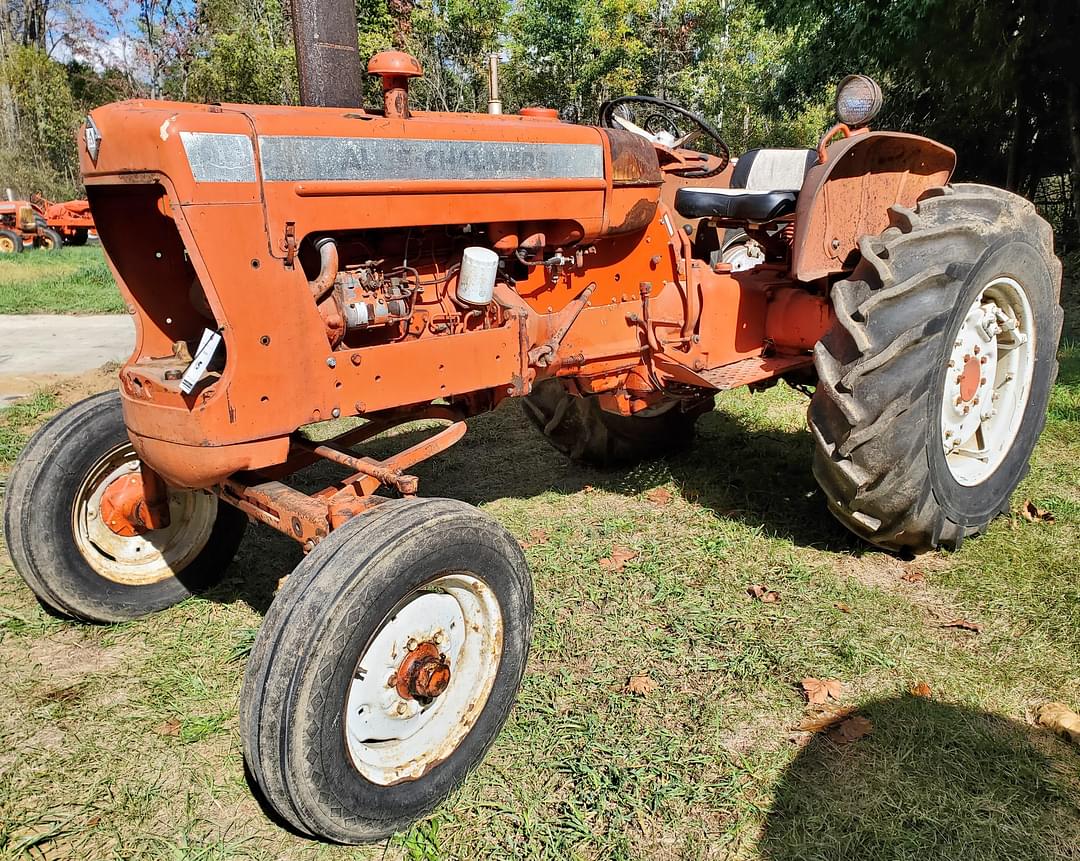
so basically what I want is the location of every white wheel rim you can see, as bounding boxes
[344,573,503,786]
[940,276,1035,486]
[72,442,219,586]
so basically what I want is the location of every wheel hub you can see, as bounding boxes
[99,473,153,537]
[940,277,1035,486]
[394,641,451,700]
[73,442,218,586]
[343,573,503,785]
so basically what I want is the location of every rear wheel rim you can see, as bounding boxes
[72,442,218,585]
[344,572,503,786]
[940,276,1035,486]
[0,237,13,253]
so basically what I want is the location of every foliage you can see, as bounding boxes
[762,0,1080,246]
[181,0,298,105]
[0,44,80,197]
[504,0,828,151]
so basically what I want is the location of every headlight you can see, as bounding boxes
[835,75,882,128]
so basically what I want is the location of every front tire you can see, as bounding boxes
[240,497,533,843]
[522,378,706,466]
[0,229,23,253]
[809,184,1063,553]
[3,391,247,622]
[36,227,63,252]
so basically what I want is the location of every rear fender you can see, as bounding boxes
[791,131,956,282]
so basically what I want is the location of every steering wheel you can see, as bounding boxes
[598,95,730,177]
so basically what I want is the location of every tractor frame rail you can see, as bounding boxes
[214,408,468,550]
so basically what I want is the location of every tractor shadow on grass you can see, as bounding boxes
[761,695,1080,860]
[205,397,869,614]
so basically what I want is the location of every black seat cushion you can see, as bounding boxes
[674,187,798,221]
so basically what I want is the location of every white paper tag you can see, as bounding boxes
[180,329,222,394]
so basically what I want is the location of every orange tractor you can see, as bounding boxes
[0,199,64,253]
[3,1,1063,843]
[34,195,96,246]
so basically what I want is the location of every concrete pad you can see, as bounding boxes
[0,314,134,404]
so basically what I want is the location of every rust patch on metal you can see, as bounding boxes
[603,129,663,187]
[394,641,451,700]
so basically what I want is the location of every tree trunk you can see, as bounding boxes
[1067,78,1080,248]
[0,0,18,149]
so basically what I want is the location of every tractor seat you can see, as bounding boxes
[674,148,817,222]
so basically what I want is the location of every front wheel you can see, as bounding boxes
[0,229,23,254]
[240,497,533,843]
[809,184,1063,553]
[3,391,247,622]
[36,227,63,252]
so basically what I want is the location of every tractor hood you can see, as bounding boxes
[80,100,663,258]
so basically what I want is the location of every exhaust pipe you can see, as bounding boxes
[290,0,362,107]
[487,54,502,115]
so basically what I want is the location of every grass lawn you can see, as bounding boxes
[0,265,1077,859]
[0,245,124,314]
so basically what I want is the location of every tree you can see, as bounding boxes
[762,0,1080,246]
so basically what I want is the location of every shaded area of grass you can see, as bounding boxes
[0,246,123,314]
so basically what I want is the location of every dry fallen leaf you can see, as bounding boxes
[582,484,595,494]
[827,715,873,744]
[599,547,638,572]
[747,584,780,603]
[624,674,658,696]
[900,570,926,584]
[796,704,857,733]
[1020,499,1055,523]
[1037,702,1080,744]
[154,718,181,736]
[645,487,673,506]
[940,618,981,633]
[519,528,550,549]
[910,681,932,698]
[801,677,843,705]
[834,602,852,613]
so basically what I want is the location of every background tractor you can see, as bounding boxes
[33,194,96,245]
[3,0,1062,844]
[0,198,63,253]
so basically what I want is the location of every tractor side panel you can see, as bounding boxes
[791,132,956,282]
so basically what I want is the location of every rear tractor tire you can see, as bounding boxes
[809,183,1063,553]
[522,378,707,467]
[240,497,533,843]
[0,229,23,254]
[3,391,248,622]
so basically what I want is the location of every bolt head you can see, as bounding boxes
[326,357,337,368]
[331,408,341,418]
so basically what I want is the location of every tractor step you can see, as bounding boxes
[698,354,812,390]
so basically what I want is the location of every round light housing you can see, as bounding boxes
[835,75,883,128]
